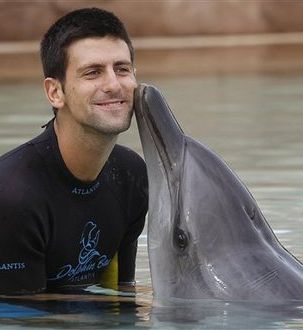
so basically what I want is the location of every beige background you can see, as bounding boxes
[1,1,303,40]
[1,0,303,79]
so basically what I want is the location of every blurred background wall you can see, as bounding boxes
[2,0,303,39]
[1,0,303,80]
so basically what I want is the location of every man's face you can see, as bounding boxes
[60,36,137,136]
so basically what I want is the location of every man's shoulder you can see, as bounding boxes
[0,144,33,181]
[0,125,51,168]
[0,131,51,199]
[0,139,42,176]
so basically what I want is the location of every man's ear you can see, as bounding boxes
[43,78,65,109]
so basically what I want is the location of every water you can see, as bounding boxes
[1,73,303,328]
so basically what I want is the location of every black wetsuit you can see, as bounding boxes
[0,121,148,294]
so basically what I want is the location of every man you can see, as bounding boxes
[0,8,148,294]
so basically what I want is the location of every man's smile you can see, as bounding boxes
[93,99,127,111]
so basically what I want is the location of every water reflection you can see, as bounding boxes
[151,299,303,330]
[0,294,152,329]
[1,294,303,330]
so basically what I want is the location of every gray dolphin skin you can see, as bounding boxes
[134,84,303,301]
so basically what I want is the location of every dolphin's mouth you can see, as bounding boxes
[134,84,185,174]
[135,85,170,168]
[134,83,191,249]
[134,84,186,226]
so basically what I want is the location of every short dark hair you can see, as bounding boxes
[40,7,134,82]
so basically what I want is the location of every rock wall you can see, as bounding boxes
[1,0,303,41]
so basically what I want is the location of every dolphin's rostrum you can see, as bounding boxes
[134,84,303,301]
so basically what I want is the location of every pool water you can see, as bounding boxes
[1,73,303,329]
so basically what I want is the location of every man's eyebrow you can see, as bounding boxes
[113,60,133,66]
[77,63,104,74]
[77,60,133,74]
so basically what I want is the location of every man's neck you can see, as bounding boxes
[54,119,117,182]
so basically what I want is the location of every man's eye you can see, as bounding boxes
[84,70,100,78]
[115,66,132,75]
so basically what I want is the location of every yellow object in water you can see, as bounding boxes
[99,253,118,290]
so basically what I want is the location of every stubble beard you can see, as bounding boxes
[82,107,134,137]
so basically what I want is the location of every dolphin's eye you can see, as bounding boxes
[174,228,189,251]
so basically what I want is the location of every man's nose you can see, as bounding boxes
[102,69,121,94]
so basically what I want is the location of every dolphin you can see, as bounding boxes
[134,84,303,301]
